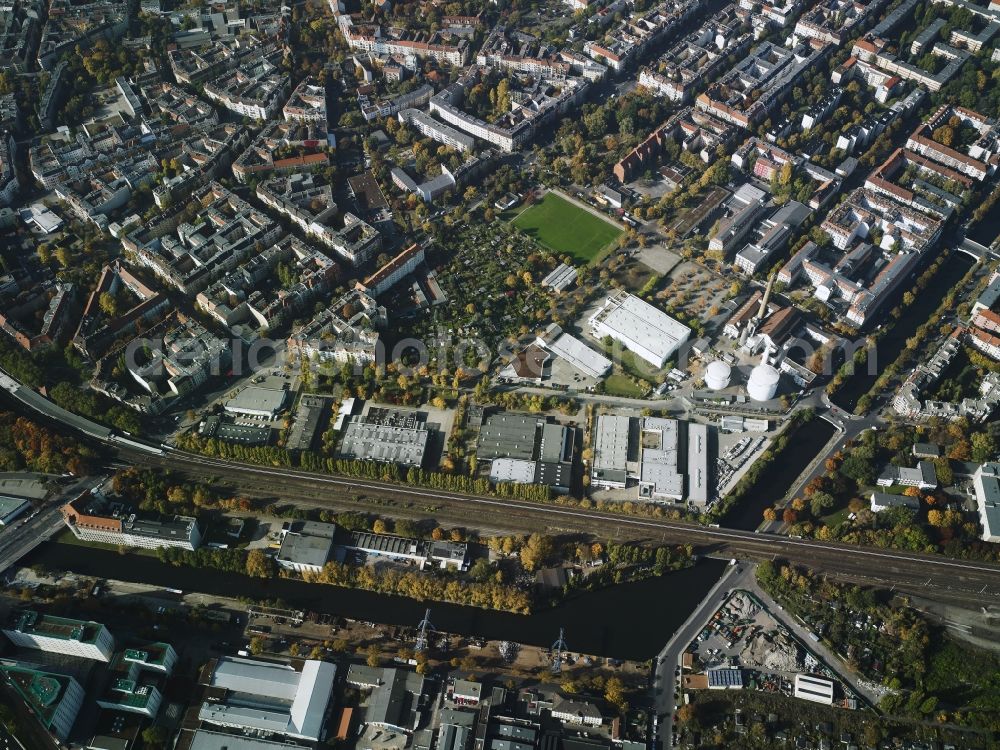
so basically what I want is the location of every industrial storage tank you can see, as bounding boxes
[704,360,732,391]
[747,363,780,402]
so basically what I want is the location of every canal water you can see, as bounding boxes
[968,213,1000,249]
[831,252,976,411]
[25,543,726,661]
[720,417,837,531]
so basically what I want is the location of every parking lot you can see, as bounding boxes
[679,591,833,700]
[716,432,772,496]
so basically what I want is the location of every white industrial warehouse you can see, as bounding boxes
[198,657,335,741]
[793,674,835,705]
[589,291,691,368]
[540,331,613,379]
[592,415,712,508]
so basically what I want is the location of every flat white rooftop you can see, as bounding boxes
[687,422,709,505]
[593,414,631,472]
[542,332,612,379]
[202,657,335,741]
[489,458,537,484]
[793,673,834,704]
[223,386,288,416]
[590,291,691,368]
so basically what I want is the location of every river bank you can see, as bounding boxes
[23,541,727,660]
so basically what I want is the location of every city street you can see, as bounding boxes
[0,476,99,574]
[654,563,743,748]
[653,564,883,749]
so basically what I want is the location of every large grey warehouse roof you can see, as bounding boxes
[287,394,328,451]
[277,532,333,568]
[593,415,631,472]
[477,413,542,461]
[224,386,289,416]
[539,423,574,464]
[365,668,425,729]
[339,420,429,467]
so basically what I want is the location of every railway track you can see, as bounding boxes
[125,447,1000,607]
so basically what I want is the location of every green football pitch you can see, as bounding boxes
[512,192,623,263]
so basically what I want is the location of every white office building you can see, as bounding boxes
[973,462,1000,543]
[61,492,202,552]
[3,611,115,661]
[589,291,691,368]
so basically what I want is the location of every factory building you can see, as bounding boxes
[589,291,691,368]
[197,657,336,742]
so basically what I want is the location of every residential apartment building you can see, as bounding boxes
[357,242,426,297]
[397,108,475,152]
[905,105,1000,181]
[638,8,753,103]
[37,0,126,70]
[696,40,828,128]
[429,68,588,152]
[124,182,281,295]
[286,289,386,365]
[614,106,735,182]
[283,77,327,123]
[792,0,888,46]
[338,14,470,65]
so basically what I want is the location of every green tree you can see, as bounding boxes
[245,549,273,578]
[809,491,835,518]
[98,292,119,317]
[519,533,554,572]
[141,726,169,749]
[971,432,996,463]
[604,676,628,712]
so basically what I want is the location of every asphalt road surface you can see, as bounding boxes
[0,476,99,574]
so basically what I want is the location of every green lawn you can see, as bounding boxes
[512,192,623,263]
[603,373,646,398]
[820,506,852,527]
